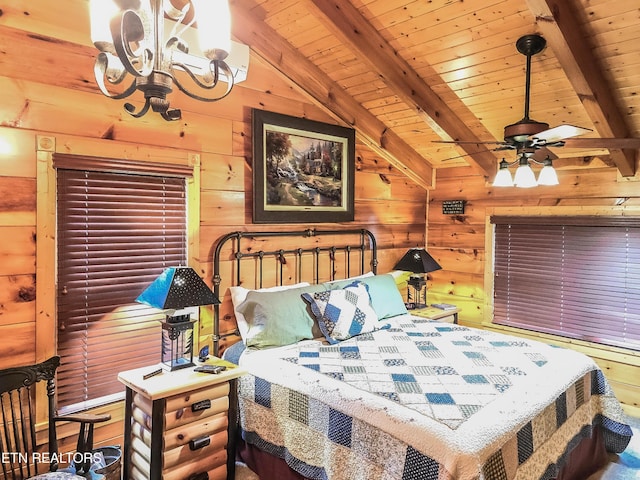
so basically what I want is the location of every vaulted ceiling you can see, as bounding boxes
[230,0,640,189]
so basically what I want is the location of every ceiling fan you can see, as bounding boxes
[437,33,640,162]
[493,34,589,160]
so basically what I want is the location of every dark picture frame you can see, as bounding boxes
[252,109,355,224]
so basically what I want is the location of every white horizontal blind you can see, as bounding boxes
[56,163,188,410]
[492,217,640,351]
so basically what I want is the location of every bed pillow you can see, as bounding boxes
[235,283,327,349]
[324,271,374,284]
[326,273,407,319]
[229,282,310,343]
[303,281,379,344]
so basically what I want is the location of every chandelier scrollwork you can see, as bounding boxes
[90,0,235,121]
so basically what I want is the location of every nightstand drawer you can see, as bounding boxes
[165,395,229,430]
[164,411,228,450]
[165,382,230,411]
[130,445,227,480]
[162,448,226,480]
[163,419,228,468]
[131,384,230,431]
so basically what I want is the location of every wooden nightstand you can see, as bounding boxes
[409,306,461,324]
[118,360,246,480]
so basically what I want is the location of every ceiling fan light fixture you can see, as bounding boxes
[513,156,537,188]
[537,157,559,186]
[514,165,537,188]
[493,159,514,187]
[493,155,558,188]
[538,165,559,186]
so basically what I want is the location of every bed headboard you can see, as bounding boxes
[211,228,378,356]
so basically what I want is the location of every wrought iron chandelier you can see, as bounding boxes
[493,153,559,188]
[90,0,235,121]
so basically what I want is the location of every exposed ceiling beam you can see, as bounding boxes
[553,154,614,170]
[230,1,434,190]
[303,0,499,178]
[525,0,637,176]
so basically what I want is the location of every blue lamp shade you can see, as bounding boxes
[136,266,220,310]
[136,267,220,371]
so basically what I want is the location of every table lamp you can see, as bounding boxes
[136,266,220,371]
[393,248,442,309]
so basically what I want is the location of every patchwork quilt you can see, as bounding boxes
[235,314,632,480]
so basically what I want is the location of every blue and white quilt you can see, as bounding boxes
[234,314,632,480]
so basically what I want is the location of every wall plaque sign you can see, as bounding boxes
[442,200,465,215]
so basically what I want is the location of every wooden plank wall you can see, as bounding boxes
[0,9,426,453]
[429,165,640,416]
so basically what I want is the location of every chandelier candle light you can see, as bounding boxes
[90,0,235,121]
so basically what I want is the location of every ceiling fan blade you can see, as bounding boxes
[562,137,640,149]
[432,140,504,145]
[442,149,513,163]
[440,152,476,162]
[530,125,592,143]
[494,145,517,151]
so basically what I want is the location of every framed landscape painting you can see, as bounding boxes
[252,109,355,224]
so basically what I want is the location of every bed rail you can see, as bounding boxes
[212,228,377,356]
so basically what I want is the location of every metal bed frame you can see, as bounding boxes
[211,228,377,356]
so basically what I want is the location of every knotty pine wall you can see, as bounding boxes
[0,20,425,453]
[428,165,640,416]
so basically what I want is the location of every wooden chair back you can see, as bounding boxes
[0,356,61,479]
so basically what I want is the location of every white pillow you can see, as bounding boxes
[229,282,311,343]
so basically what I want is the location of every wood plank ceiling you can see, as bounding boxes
[231,0,640,188]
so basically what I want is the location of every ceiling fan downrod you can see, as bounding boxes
[504,34,549,144]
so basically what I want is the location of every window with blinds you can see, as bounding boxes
[56,159,189,412]
[492,216,640,352]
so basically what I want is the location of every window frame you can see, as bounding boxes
[35,135,201,419]
[484,206,640,353]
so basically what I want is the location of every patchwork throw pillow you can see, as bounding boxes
[303,281,379,344]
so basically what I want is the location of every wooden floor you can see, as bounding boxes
[235,462,259,480]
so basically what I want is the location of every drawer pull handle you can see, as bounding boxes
[187,473,209,480]
[191,399,211,412]
[189,435,211,451]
